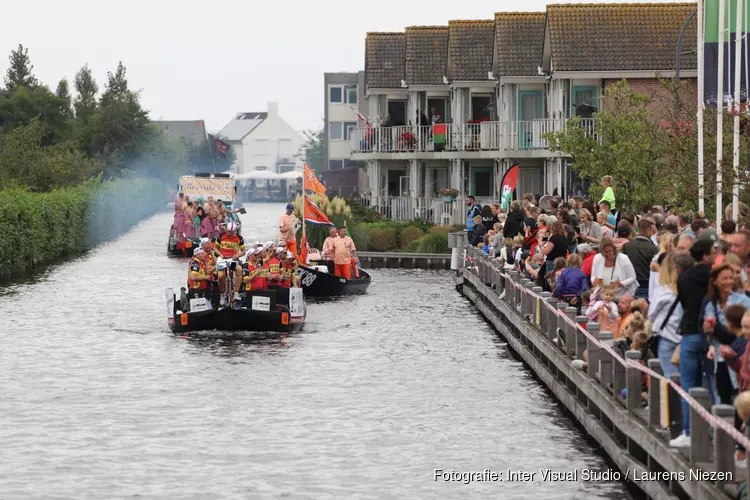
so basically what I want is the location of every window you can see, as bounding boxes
[329,122,343,140]
[345,85,357,104]
[329,86,342,103]
[329,160,344,170]
[343,121,357,140]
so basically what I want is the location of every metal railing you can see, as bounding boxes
[350,118,597,154]
[357,195,495,225]
[459,244,750,495]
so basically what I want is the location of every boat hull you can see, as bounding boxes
[166,287,305,334]
[295,263,371,298]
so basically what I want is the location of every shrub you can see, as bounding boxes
[428,225,453,237]
[348,223,371,252]
[0,177,167,278]
[368,228,398,252]
[406,238,422,253]
[398,226,424,249]
[417,233,450,254]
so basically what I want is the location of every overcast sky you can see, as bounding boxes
[1,0,691,134]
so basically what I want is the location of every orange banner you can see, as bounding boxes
[304,163,326,196]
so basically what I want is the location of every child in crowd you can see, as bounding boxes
[512,235,525,268]
[586,285,619,323]
[498,237,515,270]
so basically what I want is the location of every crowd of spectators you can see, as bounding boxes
[466,175,750,466]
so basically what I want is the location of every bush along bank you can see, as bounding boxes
[348,220,464,254]
[0,177,167,279]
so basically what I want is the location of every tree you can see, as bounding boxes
[301,124,325,172]
[4,44,38,91]
[73,64,98,123]
[56,78,73,120]
[0,85,72,145]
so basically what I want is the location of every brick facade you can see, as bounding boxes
[603,78,697,120]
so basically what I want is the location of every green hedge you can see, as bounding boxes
[0,178,166,278]
[349,219,458,254]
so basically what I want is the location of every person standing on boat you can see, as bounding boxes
[187,248,214,299]
[279,203,299,257]
[332,226,358,280]
[214,222,245,306]
[322,226,338,260]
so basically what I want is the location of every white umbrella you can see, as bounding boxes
[234,170,284,181]
[279,170,303,180]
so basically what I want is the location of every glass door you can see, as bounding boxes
[518,91,542,150]
[472,167,493,198]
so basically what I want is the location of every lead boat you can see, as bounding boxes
[294,253,371,298]
[165,284,306,334]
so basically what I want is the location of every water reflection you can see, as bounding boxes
[0,204,633,500]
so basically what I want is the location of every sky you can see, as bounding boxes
[1,0,691,134]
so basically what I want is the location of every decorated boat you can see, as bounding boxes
[168,173,244,257]
[166,285,306,334]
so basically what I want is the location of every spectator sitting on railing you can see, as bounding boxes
[498,237,515,269]
[470,215,486,246]
[546,257,567,294]
[554,254,589,310]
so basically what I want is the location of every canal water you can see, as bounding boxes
[0,203,633,500]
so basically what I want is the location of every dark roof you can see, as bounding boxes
[405,26,449,85]
[448,20,495,81]
[546,2,697,72]
[153,120,207,146]
[365,32,406,88]
[493,12,546,77]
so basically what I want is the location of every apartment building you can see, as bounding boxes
[324,71,367,170]
[351,2,698,224]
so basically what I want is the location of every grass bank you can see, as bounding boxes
[0,178,167,278]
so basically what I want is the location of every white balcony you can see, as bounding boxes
[350,118,596,155]
[357,195,496,226]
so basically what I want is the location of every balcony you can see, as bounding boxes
[349,118,596,155]
[357,195,496,225]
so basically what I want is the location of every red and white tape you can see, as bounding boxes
[464,252,750,449]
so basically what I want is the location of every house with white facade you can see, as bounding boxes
[351,2,697,224]
[218,102,305,175]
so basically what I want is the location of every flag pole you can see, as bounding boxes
[733,0,743,221]
[717,0,726,227]
[302,163,307,261]
[698,0,706,213]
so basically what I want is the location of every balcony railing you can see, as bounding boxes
[358,195,496,225]
[350,118,596,154]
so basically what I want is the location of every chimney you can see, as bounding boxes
[268,102,278,117]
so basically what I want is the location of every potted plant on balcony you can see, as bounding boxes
[440,188,459,203]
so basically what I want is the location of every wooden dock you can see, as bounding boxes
[358,252,451,270]
[450,234,748,500]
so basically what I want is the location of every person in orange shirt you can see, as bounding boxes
[322,226,338,260]
[332,226,357,280]
[278,203,299,256]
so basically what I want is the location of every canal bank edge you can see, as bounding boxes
[0,178,167,279]
[448,232,734,500]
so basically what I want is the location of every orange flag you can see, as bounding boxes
[303,197,334,226]
[304,163,326,196]
[299,235,308,265]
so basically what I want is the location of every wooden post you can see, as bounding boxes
[712,404,736,485]
[613,351,626,405]
[532,287,543,328]
[555,302,569,350]
[539,292,552,333]
[523,282,535,322]
[647,358,662,428]
[598,332,612,387]
[544,297,558,343]
[519,279,529,318]
[508,271,519,309]
[667,373,683,439]
[625,351,642,410]
[689,388,712,464]
[586,322,612,380]
[571,311,586,360]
